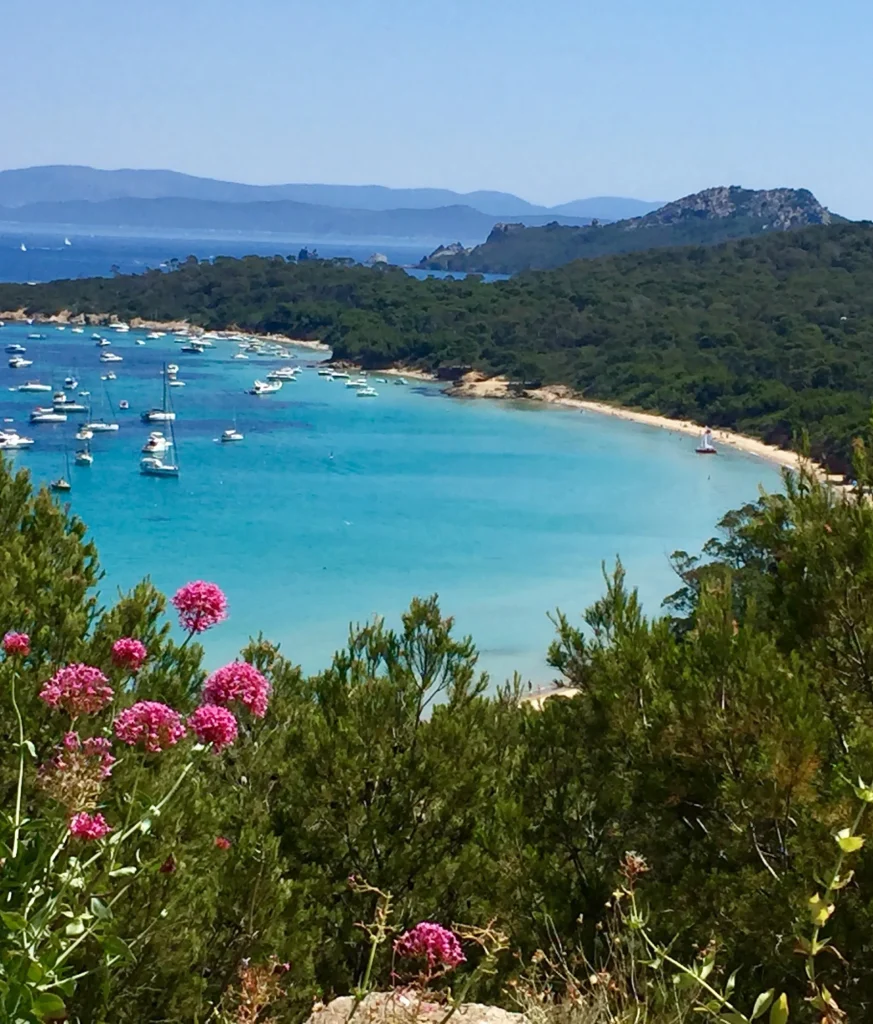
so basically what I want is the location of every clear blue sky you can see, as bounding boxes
[3,0,871,217]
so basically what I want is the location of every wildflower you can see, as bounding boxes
[620,850,649,887]
[39,732,116,811]
[189,704,238,753]
[114,701,187,753]
[69,811,112,841]
[171,580,227,634]
[111,637,148,672]
[394,922,466,971]
[160,855,177,874]
[39,664,114,717]
[215,836,232,850]
[3,631,30,657]
[202,661,270,718]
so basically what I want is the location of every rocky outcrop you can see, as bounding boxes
[484,223,526,244]
[307,993,526,1024]
[628,186,832,232]
[421,242,470,264]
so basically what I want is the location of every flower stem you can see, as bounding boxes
[11,669,27,859]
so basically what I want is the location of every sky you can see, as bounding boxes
[2,0,872,218]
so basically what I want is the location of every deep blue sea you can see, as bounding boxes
[1,319,782,684]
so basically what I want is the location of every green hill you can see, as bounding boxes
[3,219,873,472]
[420,186,840,273]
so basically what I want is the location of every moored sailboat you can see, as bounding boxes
[695,427,717,455]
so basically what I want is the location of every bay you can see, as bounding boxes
[1,321,782,684]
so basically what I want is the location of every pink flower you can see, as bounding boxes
[69,811,112,841]
[189,704,238,753]
[39,664,114,718]
[202,662,270,718]
[171,580,227,634]
[3,631,30,657]
[111,637,148,672]
[394,923,466,971]
[114,701,187,753]
[39,732,116,810]
[214,836,232,850]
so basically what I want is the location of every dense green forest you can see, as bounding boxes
[3,221,873,471]
[420,186,838,273]
[7,437,873,1020]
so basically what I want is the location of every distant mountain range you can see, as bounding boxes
[0,165,662,242]
[420,187,842,273]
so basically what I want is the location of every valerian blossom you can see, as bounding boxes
[202,661,270,718]
[114,701,187,753]
[394,923,466,971]
[214,836,232,850]
[171,580,227,634]
[111,637,148,672]
[188,704,238,753]
[3,631,30,657]
[39,733,116,810]
[69,811,112,841]
[39,664,114,717]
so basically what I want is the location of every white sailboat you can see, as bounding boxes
[140,378,179,477]
[695,427,717,455]
[64,237,72,246]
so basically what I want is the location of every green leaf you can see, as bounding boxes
[23,740,37,760]
[26,961,44,984]
[102,935,133,961]
[0,911,27,932]
[64,918,85,937]
[751,989,774,1019]
[90,897,111,921]
[725,969,739,999]
[769,992,788,1024]
[32,992,66,1020]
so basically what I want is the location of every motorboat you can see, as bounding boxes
[249,379,282,395]
[135,339,145,346]
[100,351,123,362]
[112,323,130,332]
[180,342,206,353]
[75,428,93,441]
[8,356,33,369]
[331,371,350,380]
[146,332,165,339]
[356,387,379,398]
[84,421,119,433]
[142,431,172,455]
[140,455,179,477]
[27,332,44,340]
[91,333,103,340]
[50,477,71,493]
[18,381,52,393]
[95,338,112,347]
[64,237,72,246]
[232,352,248,360]
[30,408,67,424]
[166,364,179,375]
[168,379,186,387]
[78,390,90,397]
[119,400,130,410]
[345,378,367,389]
[266,367,298,381]
[317,367,333,376]
[5,343,26,354]
[393,378,407,386]
[52,393,88,413]
[220,428,244,443]
[100,373,117,381]
[56,325,66,331]
[64,376,78,390]
[70,327,84,334]
[0,430,34,449]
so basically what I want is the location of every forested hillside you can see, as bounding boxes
[3,221,873,471]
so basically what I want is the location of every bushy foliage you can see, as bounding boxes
[4,222,873,469]
[8,437,873,1019]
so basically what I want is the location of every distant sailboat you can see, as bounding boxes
[19,243,26,253]
[51,450,72,492]
[64,237,72,246]
[695,427,717,455]
[140,373,179,476]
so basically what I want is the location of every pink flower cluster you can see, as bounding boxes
[394,923,466,971]
[188,704,238,753]
[39,664,114,718]
[114,701,187,753]
[39,732,116,811]
[172,581,227,634]
[58,732,116,778]
[3,631,30,657]
[202,661,270,718]
[214,835,232,850]
[69,811,112,841]
[111,637,148,672]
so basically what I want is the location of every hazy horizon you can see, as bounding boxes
[4,0,871,218]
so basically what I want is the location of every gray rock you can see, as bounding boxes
[307,993,527,1024]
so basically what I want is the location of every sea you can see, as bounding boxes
[0,232,783,684]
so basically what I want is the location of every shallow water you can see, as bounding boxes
[1,321,782,683]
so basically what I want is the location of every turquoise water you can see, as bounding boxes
[1,322,782,683]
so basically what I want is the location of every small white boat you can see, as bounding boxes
[56,325,66,332]
[135,339,145,346]
[695,428,717,455]
[357,387,379,398]
[112,323,130,332]
[168,380,186,387]
[8,356,33,369]
[27,333,44,340]
[75,428,94,441]
[52,393,88,413]
[146,332,165,339]
[100,373,117,381]
[85,421,119,433]
[119,400,130,410]
[142,431,172,454]
[78,390,90,397]
[100,351,123,362]
[5,343,26,354]
[30,408,67,424]
[181,342,205,354]
[70,327,84,334]
[0,430,35,449]
[140,455,179,477]
[18,381,52,393]
[166,364,179,376]
[64,237,72,246]
[266,367,298,381]
[220,428,244,443]
[249,379,282,395]
[345,378,367,389]
[232,353,248,360]
[317,367,333,376]
[74,446,93,466]
[20,243,26,252]
[95,338,111,347]
[50,477,71,493]
[64,376,78,389]
[331,371,350,380]
[393,378,407,386]
[141,408,176,422]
